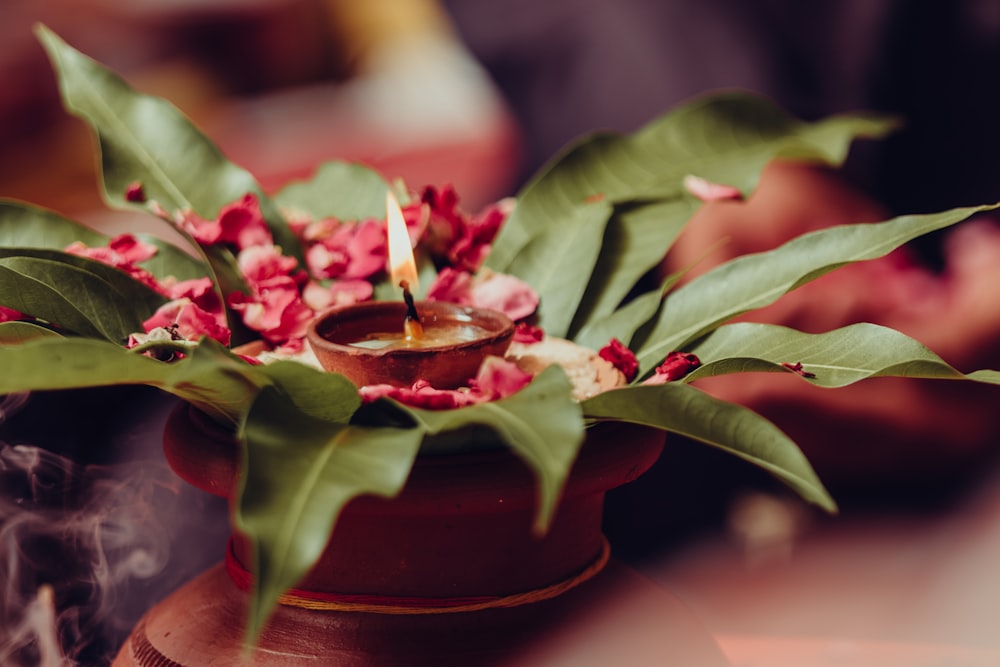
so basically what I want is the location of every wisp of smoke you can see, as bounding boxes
[0,392,228,666]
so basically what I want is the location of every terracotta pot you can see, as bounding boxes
[113,405,727,666]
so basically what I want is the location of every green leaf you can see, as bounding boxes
[0,256,144,341]
[0,199,107,247]
[274,161,390,221]
[0,337,267,425]
[35,25,303,266]
[0,321,60,343]
[489,92,896,273]
[502,198,612,336]
[633,204,1000,374]
[235,386,422,643]
[629,96,896,199]
[134,234,208,283]
[569,199,697,342]
[0,199,207,282]
[0,248,166,319]
[396,365,584,532]
[686,322,1000,387]
[581,383,835,511]
[573,286,665,352]
[255,360,361,422]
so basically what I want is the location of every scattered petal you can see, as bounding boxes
[143,299,231,346]
[427,267,539,321]
[643,351,701,385]
[513,322,545,344]
[0,305,24,323]
[781,361,816,378]
[124,181,146,203]
[598,338,639,382]
[469,356,534,400]
[302,279,373,312]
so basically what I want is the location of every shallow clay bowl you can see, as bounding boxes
[307,301,515,388]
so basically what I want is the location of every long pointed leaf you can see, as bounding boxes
[35,25,303,266]
[0,248,166,318]
[0,337,267,425]
[235,386,423,643]
[634,204,1000,373]
[686,322,1000,387]
[581,383,835,511]
[0,199,206,282]
[0,257,142,341]
[489,92,896,273]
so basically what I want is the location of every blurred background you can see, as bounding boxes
[5,0,1000,664]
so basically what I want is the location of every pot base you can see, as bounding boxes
[114,561,727,666]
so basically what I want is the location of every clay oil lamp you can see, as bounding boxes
[307,192,515,388]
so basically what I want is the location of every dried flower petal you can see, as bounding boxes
[0,305,24,322]
[643,351,701,385]
[513,322,545,344]
[124,181,146,203]
[781,361,816,378]
[598,338,639,382]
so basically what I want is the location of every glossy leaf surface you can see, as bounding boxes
[581,383,835,511]
[686,322,1000,387]
[634,205,999,373]
[236,386,423,643]
[275,161,390,222]
[36,26,302,264]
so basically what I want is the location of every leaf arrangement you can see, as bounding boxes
[3,25,1000,641]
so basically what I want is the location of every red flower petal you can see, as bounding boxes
[643,352,701,385]
[598,338,639,382]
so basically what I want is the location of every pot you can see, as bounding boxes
[113,404,726,665]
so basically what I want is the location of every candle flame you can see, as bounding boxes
[386,191,418,291]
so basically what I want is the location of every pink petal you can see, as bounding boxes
[108,234,158,264]
[143,299,231,346]
[217,193,272,250]
[427,268,539,322]
[359,381,479,410]
[469,356,533,400]
[302,279,374,312]
[238,244,299,285]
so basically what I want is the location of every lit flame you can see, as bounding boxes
[386,191,418,291]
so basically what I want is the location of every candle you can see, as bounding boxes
[385,190,418,291]
[385,190,424,342]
